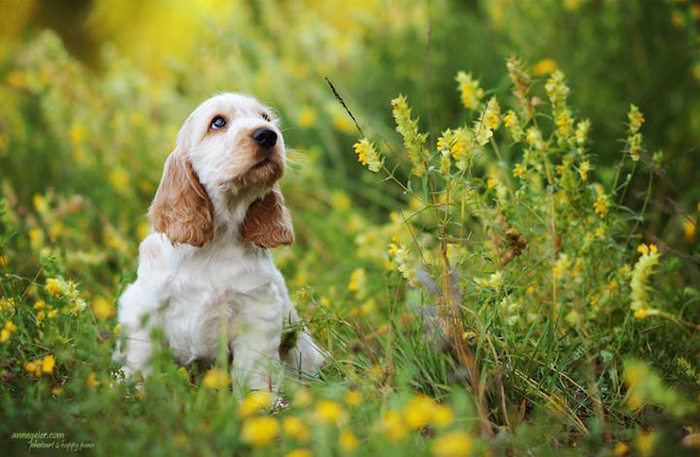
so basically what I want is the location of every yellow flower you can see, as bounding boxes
[202,367,230,390]
[552,254,572,279]
[635,430,657,457]
[238,390,272,417]
[431,404,454,428]
[379,410,407,442]
[86,372,98,387]
[285,450,312,457]
[456,71,484,110]
[93,297,116,320]
[108,167,130,194]
[339,429,359,452]
[0,255,7,267]
[628,105,645,133]
[404,395,434,429]
[113,324,121,336]
[353,138,382,172]
[294,388,313,407]
[532,58,557,76]
[297,106,317,128]
[347,268,366,296]
[25,360,42,377]
[345,389,363,407]
[333,116,355,134]
[69,123,88,145]
[513,163,526,178]
[240,416,279,448]
[633,308,658,320]
[613,441,630,456]
[42,355,56,373]
[431,431,474,457]
[45,278,65,297]
[315,400,346,425]
[282,416,310,442]
[683,218,696,243]
[594,194,608,218]
[29,228,44,250]
[579,161,590,182]
[1,320,18,342]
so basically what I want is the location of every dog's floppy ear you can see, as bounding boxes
[240,184,294,248]
[149,152,214,247]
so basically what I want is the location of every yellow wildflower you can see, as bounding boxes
[339,429,359,452]
[285,450,312,457]
[345,389,363,407]
[108,167,130,194]
[1,320,18,342]
[294,388,313,407]
[238,390,272,417]
[683,218,696,243]
[513,163,526,178]
[45,278,65,297]
[628,104,645,133]
[315,400,346,425]
[575,119,591,146]
[86,372,98,387]
[93,297,115,320]
[555,108,573,139]
[282,416,310,442]
[297,106,317,128]
[25,360,42,377]
[635,430,657,457]
[594,194,608,218]
[202,367,230,390]
[431,404,454,428]
[404,395,434,429]
[503,110,523,142]
[552,254,572,279]
[613,442,629,456]
[455,71,484,110]
[42,355,56,373]
[353,138,383,172]
[69,123,87,145]
[431,431,474,457]
[391,94,429,176]
[630,244,660,311]
[579,161,590,182]
[379,410,407,442]
[0,255,7,267]
[532,58,557,76]
[240,416,279,448]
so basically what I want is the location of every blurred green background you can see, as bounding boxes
[2,1,700,455]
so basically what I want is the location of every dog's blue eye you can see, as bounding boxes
[210,116,226,130]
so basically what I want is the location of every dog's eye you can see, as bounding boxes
[261,113,271,122]
[210,116,227,130]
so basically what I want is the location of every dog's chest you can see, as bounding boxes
[160,250,281,364]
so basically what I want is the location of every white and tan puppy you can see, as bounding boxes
[115,93,325,390]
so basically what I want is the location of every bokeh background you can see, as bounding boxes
[2,1,700,455]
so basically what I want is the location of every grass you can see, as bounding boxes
[2,3,700,456]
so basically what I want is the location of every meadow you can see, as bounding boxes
[1,1,700,455]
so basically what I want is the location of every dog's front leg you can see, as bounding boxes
[230,286,283,390]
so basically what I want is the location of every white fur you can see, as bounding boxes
[114,93,325,390]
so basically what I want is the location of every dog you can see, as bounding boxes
[114,93,325,390]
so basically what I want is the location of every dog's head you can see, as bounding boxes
[149,93,293,249]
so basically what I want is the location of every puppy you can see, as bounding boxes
[115,93,325,390]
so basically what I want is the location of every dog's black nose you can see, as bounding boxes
[252,128,277,148]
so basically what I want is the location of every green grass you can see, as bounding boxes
[2,2,700,456]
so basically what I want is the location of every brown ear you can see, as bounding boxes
[149,153,214,247]
[240,185,294,248]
